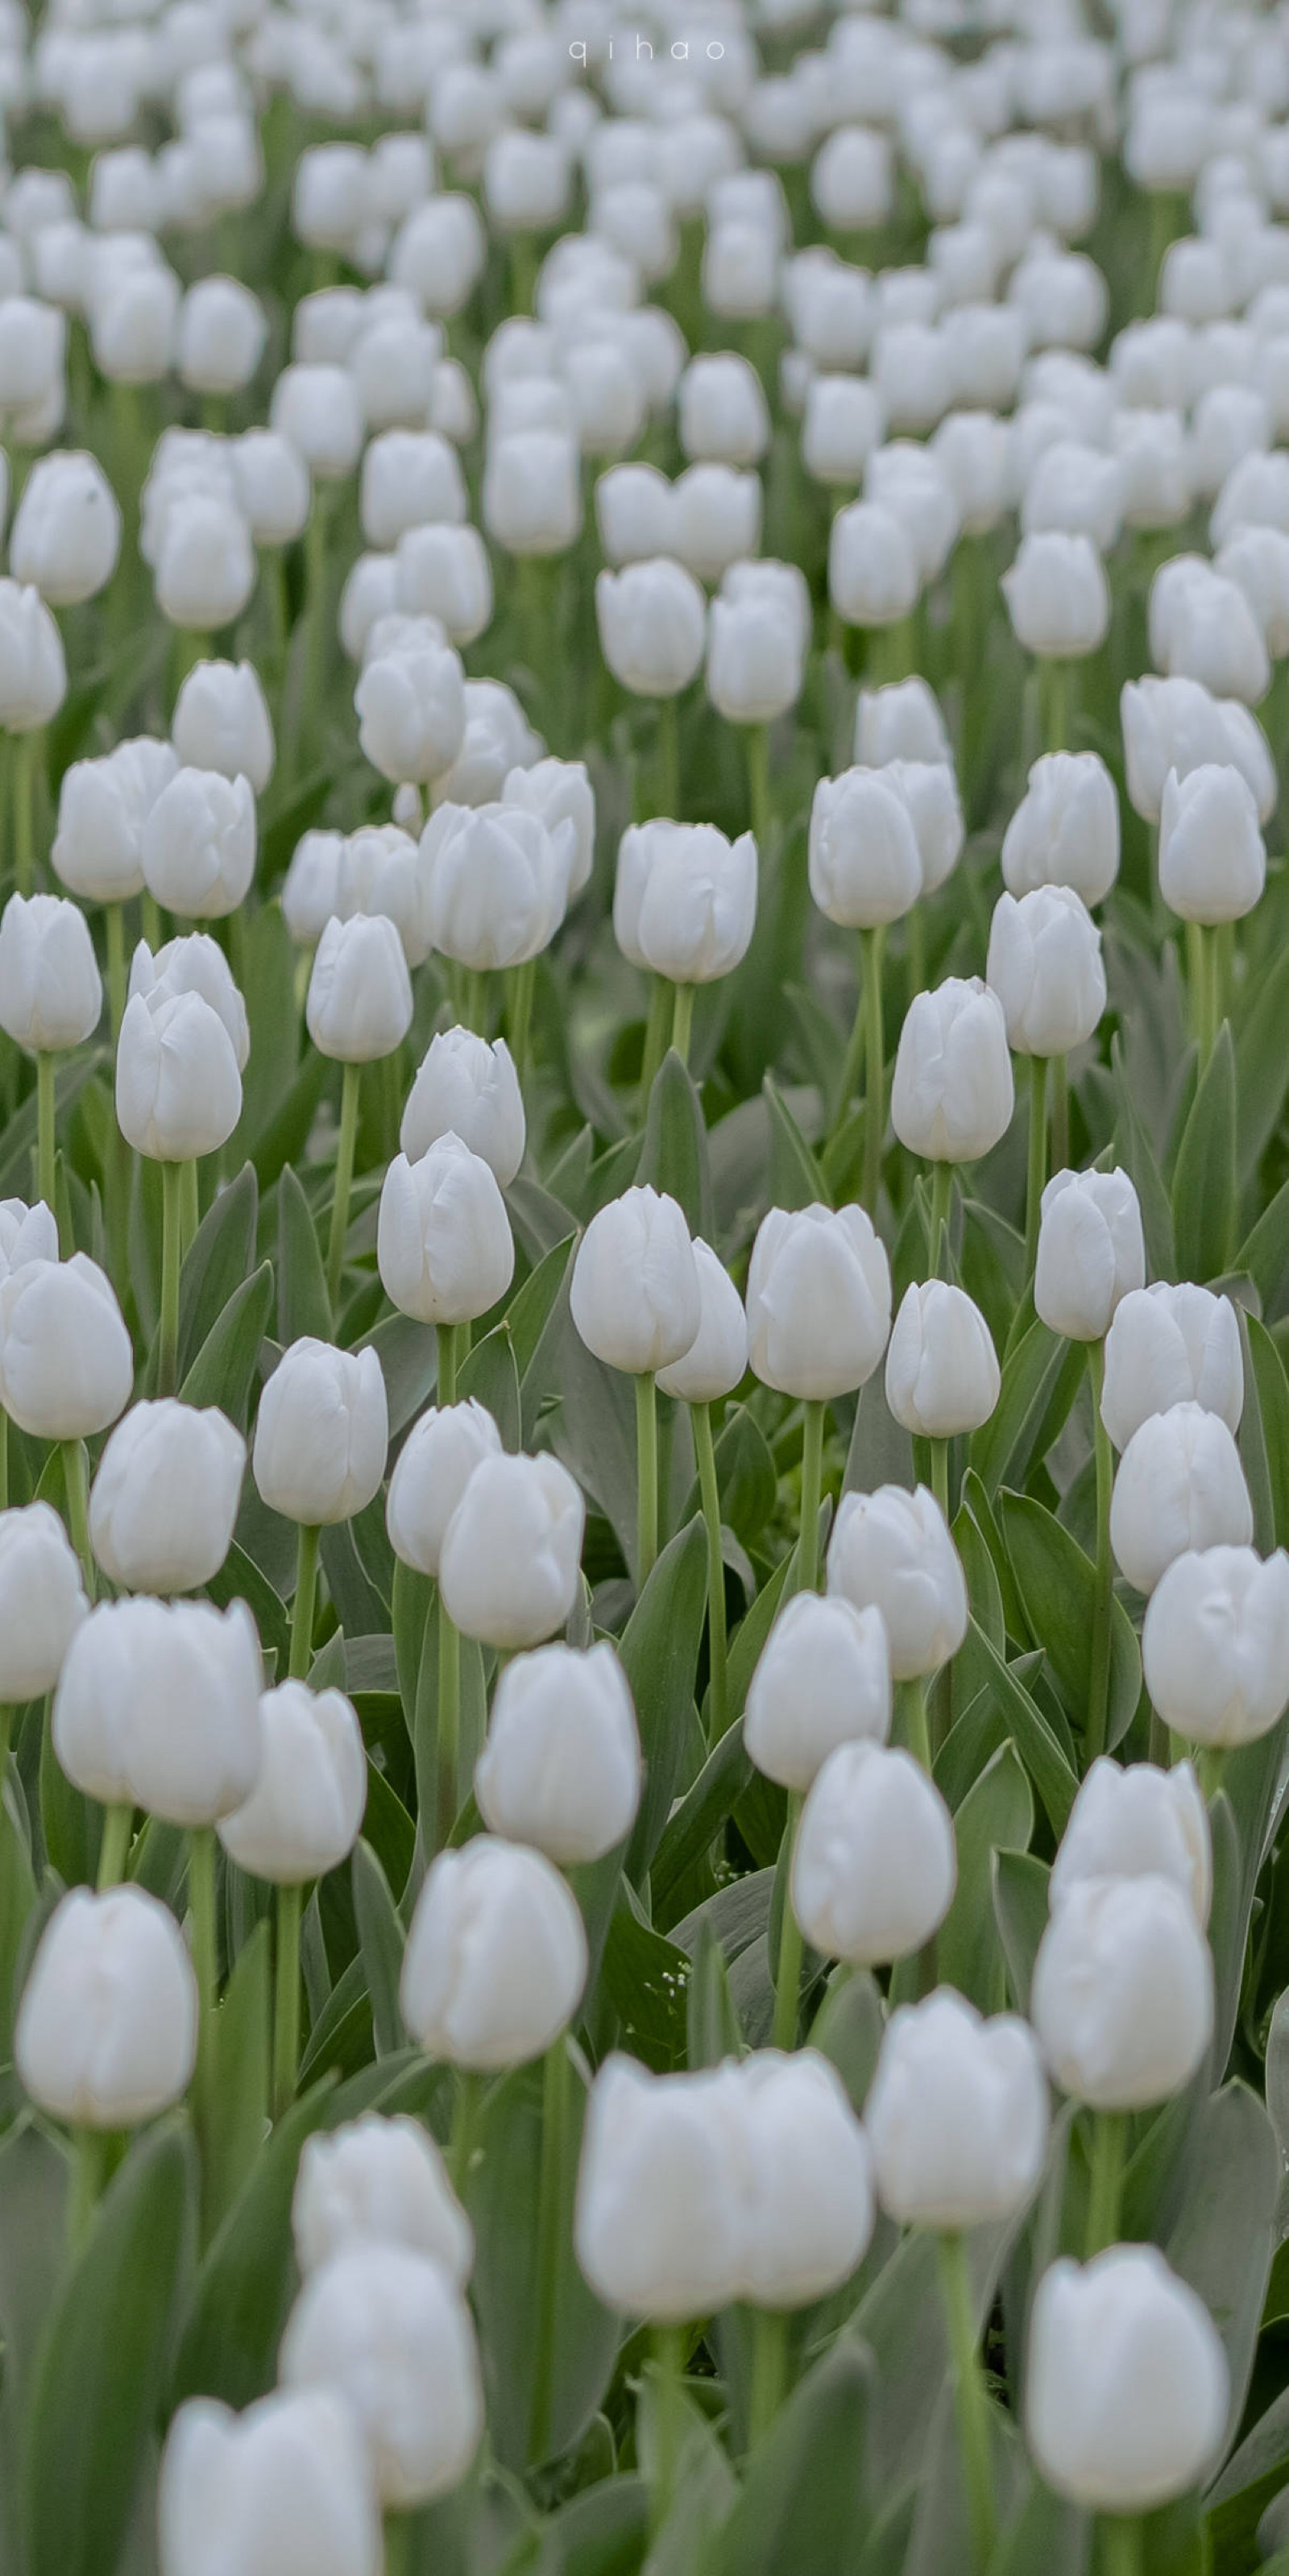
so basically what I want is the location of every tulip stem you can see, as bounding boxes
[1100,2514,1143,2576]
[656,694,680,818]
[506,958,535,1075]
[636,1370,659,1586]
[670,980,694,1066]
[68,2128,106,2251]
[649,2325,686,2537]
[693,1401,728,1742]
[528,2033,570,2465]
[180,1157,200,1256]
[1038,657,1069,756]
[105,903,126,1038]
[1085,2109,1127,2256]
[936,2231,996,2574]
[188,1825,218,2125]
[35,1050,56,1221]
[1086,1341,1113,1767]
[272,1879,302,2119]
[11,732,34,899]
[745,720,770,851]
[927,1162,952,1278]
[1050,1053,1069,1176]
[60,1439,94,1601]
[639,976,670,1107]
[290,1522,321,1680]
[437,1319,458,1405]
[798,1398,825,1594]
[832,947,869,1148]
[898,1675,931,1769]
[1025,1055,1047,1274]
[448,2069,483,2193]
[860,925,885,1216]
[437,1592,460,1846]
[158,1158,183,1398]
[325,1059,360,1311]
[772,1792,804,2050]
[1198,1747,1225,1804]
[97,1802,132,1890]
[748,2307,788,2448]
[930,1438,950,1525]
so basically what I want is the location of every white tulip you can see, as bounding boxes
[89,1399,244,1593]
[793,1741,957,1964]
[218,1682,366,1883]
[1031,1871,1214,2108]
[252,1339,388,1527]
[16,1884,197,2128]
[400,1834,587,2069]
[1110,1402,1254,1596]
[827,1485,968,1680]
[1026,2248,1229,2513]
[475,1641,640,1865]
[865,1989,1049,2228]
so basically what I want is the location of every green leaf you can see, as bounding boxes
[968,1315,1081,1499]
[0,2123,69,2566]
[251,1040,329,1191]
[205,1541,290,1680]
[959,1620,1079,1837]
[233,899,302,1153]
[1234,935,1289,1182]
[999,1492,1141,1757]
[0,1774,36,2057]
[1236,1169,1289,1319]
[1171,1021,1237,1283]
[682,1402,776,1547]
[204,1921,271,2236]
[991,1848,1051,2015]
[1166,2083,1279,2455]
[179,1162,258,1377]
[810,1969,884,2114]
[351,1838,406,2058]
[276,1161,330,1347]
[709,2344,873,2576]
[180,1261,274,1431]
[27,2118,194,2576]
[763,1073,826,1211]
[620,1516,710,1879]
[935,1742,1033,2011]
[458,1319,523,1450]
[684,1920,744,2068]
[1244,1314,1289,1548]
[1112,1030,1177,1280]
[636,1047,714,1240]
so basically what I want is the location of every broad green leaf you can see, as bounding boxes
[621,1516,711,1878]
[1207,2383,1289,2562]
[1236,1169,1289,1320]
[1112,1030,1176,1279]
[361,1311,437,1439]
[458,1319,523,1450]
[763,1073,827,1211]
[936,1742,1033,2011]
[180,1261,274,1430]
[234,899,303,1153]
[999,1493,1141,1758]
[600,1888,690,2072]
[960,1621,1079,1837]
[1166,2083,1279,2450]
[351,1838,405,2058]
[709,2344,874,2576]
[1245,1314,1289,1548]
[205,1541,289,1679]
[1234,935,1289,1182]
[276,1160,330,1347]
[251,1042,329,1191]
[0,1774,36,2056]
[652,1720,752,1926]
[684,1920,744,2068]
[968,1316,1080,1499]
[682,1403,777,1547]
[179,1161,258,1377]
[991,1848,1051,2016]
[204,1920,271,2236]
[636,1047,714,1239]
[810,1969,884,2114]
[1171,1022,1237,1283]
[0,2123,69,2566]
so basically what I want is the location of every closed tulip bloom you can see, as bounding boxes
[10,450,121,607]
[596,559,707,698]
[1143,1546,1289,1749]
[932,408,1013,532]
[856,676,952,769]
[671,464,763,586]
[828,499,920,628]
[437,1452,584,1650]
[1002,532,1110,658]
[678,353,769,468]
[576,2055,747,2321]
[596,462,675,566]
[305,915,412,1065]
[0,580,67,730]
[172,660,274,794]
[1150,561,1269,706]
[881,760,964,897]
[746,1203,892,1402]
[803,375,884,487]
[0,1253,133,1440]
[396,523,492,647]
[253,1338,388,1527]
[613,821,757,985]
[891,979,1015,1164]
[401,1029,524,1186]
[475,1641,640,1865]
[1051,1757,1212,1926]
[656,1238,748,1405]
[54,1595,262,1826]
[293,2114,472,2286]
[1122,674,1276,826]
[987,885,1106,1058]
[128,934,249,1072]
[809,768,922,930]
[16,1885,197,2129]
[391,195,485,318]
[433,679,541,812]
[421,803,572,971]
[707,586,805,727]
[142,767,255,920]
[377,1139,514,1327]
[1026,2249,1228,2514]
[231,432,311,548]
[866,1990,1049,2229]
[155,493,256,634]
[737,2050,877,2309]
[89,1399,244,1593]
[116,986,242,1161]
[218,1682,366,1883]
[159,2390,381,2576]
[270,366,365,482]
[571,1187,700,1377]
[0,892,102,1052]
[885,1280,1000,1439]
[483,430,582,557]
[400,1834,587,2069]
[794,1741,956,1965]
[745,1593,891,1791]
[52,739,178,905]
[1001,752,1121,905]
[1034,1169,1146,1343]
[355,632,466,788]
[386,1402,502,1580]
[1101,1283,1242,1454]
[0,1195,56,1278]
[502,758,595,901]
[1110,1402,1254,1597]
[1158,761,1266,926]
[1032,1872,1213,2109]
[0,1501,87,1700]
[359,432,465,553]
[280,2243,481,2510]
[827,1485,968,1679]
[176,275,266,394]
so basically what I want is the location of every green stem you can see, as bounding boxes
[61,1439,94,1599]
[1087,1340,1113,1766]
[97,1802,132,1889]
[437,1318,459,1405]
[831,941,869,1145]
[36,1050,56,1220]
[1100,2514,1143,2576]
[158,1158,183,1396]
[105,903,126,1038]
[745,720,770,850]
[462,967,487,1035]
[930,1438,949,1524]
[936,2232,996,2574]
[928,1161,952,1277]
[1050,1053,1069,1176]
[68,2127,106,2250]
[272,1879,302,2119]
[798,1398,825,1594]
[302,495,329,748]
[636,1371,659,1586]
[1085,2109,1126,2256]
[639,974,669,1105]
[656,693,680,818]
[1197,1746,1225,1804]
[748,2307,788,2447]
[290,1522,321,1680]
[906,903,925,1016]
[669,980,694,1066]
[189,1824,217,2122]
[437,1591,460,1847]
[325,1059,360,1311]
[898,1674,931,1769]
[1038,657,1069,756]
[180,1156,200,1256]
[1025,1054,1047,1275]
[528,2034,570,2464]
[12,732,34,897]
[693,1402,728,1742]
[0,1408,6,1510]
[506,958,535,1075]
[649,2325,686,2537]
[448,2068,483,2194]
[772,1791,804,2050]
[860,925,885,1216]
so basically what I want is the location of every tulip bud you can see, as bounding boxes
[155,493,256,634]
[1110,1401,1254,1597]
[0,1501,87,1700]
[483,429,582,558]
[270,365,365,482]
[655,1238,748,1405]
[385,1401,502,1580]
[0,1253,133,1440]
[177,275,266,394]
[54,1594,262,1826]
[1031,1871,1214,2108]
[1142,1544,1289,1749]
[881,759,964,896]
[1051,1757,1211,1925]
[252,1338,388,1527]
[745,1203,892,1402]
[1150,558,1268,705]
[890,978,1015,1164]
[828,499,920,628]
[142,766,256,921]
[52,739,177,905]
[736,2049,877,2307]
[437,1452,584,1650]
[501,756,595,901]
[595,559,707,698]
[160,2390,381,2576]
[792,1738,956,1963]
[1001,531,1110,657]
[400,1833,587,2069]
[1026,2247,1228,2513]
[885,1279,1001,1439]
[595,461,674,565]
[376,1138,515,1327]
[706,579,806,727]
[0,891,102,1053]
[0,579,67,730]
[808,768,922,930]
[16,1884,197,2129]
[827,1484,968,1679]
[172,659,274,793]
[421,801,571,971]
[1034,1168,1146,1343]
[803,375,883,487]
[986,884,1107,1057]
[0,1195,56,1279]
[865,1989,1049,2229]
[746,1593,892,1794]
[1121,673,1276,826]
[570,1186,701,1377]
[574,2056,746,2321]
[10,450,121,607]
[678,352,769,468]
[1001,750,1121,905]
[354,628,466,788]
[305,914,412,1066]
[612,821,757,985]
[434,678,543,811]
[400,1033,524,1189]
[116,984,242,1162]
[218,1681,366,1883]
[89,1398,244,1594]
[1100,1282,1242,1455]
[232,432,311,548]
[396,522,492,647]
[279,2243,482,2510]
[671,463,763,585]
[475,1641,640,1865]
[1158,760,1266,926]
[359,429,465,552]
[292,2113,472,2284]
[856,676,952,770]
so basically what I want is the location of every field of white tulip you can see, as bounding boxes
[3,1,1289,2572]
